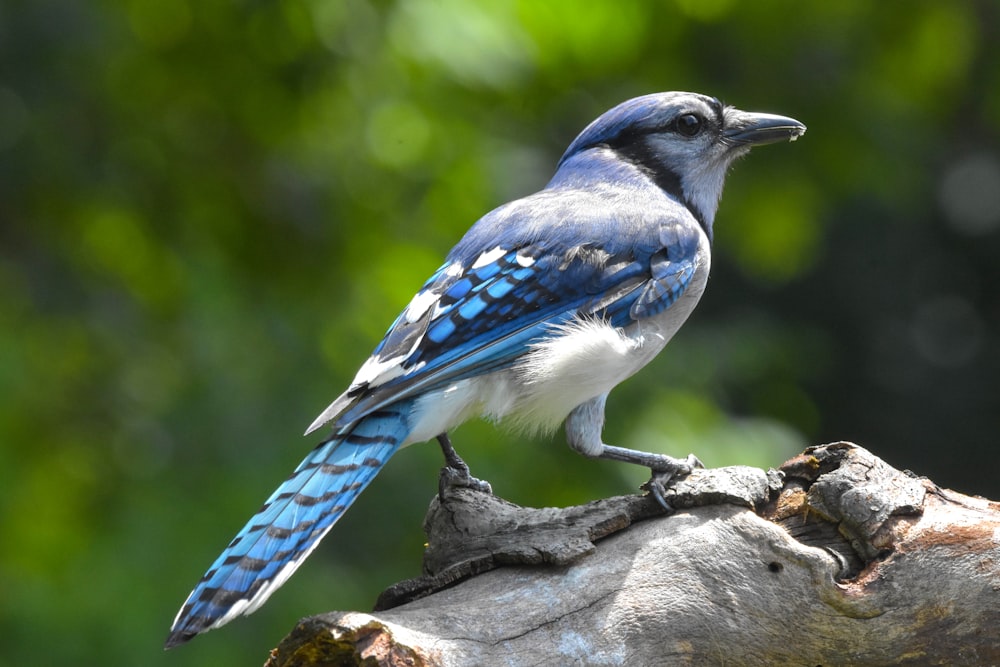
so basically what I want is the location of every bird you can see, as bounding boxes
[165,91,805,648]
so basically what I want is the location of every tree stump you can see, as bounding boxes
[264,442,1000,666]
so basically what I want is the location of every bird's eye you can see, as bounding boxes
[675,113,703,137]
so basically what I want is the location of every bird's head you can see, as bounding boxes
[558,92,806,233]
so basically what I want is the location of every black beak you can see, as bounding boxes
[723,110,806,147]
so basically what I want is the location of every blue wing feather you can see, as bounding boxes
[334,214,701,428]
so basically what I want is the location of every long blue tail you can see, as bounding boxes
[165,404,412,648]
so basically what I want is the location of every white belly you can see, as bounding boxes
[406,237,711,444]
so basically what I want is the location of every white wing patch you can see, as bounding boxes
[353,353,408,388]
[403,260,470,324]
[305,346,415,435]
[403,289,439,323]
[471,246,506,269]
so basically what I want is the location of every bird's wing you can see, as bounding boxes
[307,218,702,435]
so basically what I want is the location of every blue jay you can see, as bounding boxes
[166,91,805,648]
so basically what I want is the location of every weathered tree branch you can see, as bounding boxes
[265,443,1000,666]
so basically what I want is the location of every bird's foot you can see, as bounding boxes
[594,444,702,512]
[438,463,493,498]
[436,433,493,499]
[642,453,703,513]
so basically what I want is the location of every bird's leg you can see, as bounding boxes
[565,394,702,512]
[436,433,493,497]
[600,445,702,511]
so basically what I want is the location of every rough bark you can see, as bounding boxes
[265,442,1000,666]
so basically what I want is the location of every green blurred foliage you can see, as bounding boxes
[2,1,999,664]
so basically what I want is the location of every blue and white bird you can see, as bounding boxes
[166,91,805,648]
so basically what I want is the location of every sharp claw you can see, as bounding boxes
[644,453,701,513]
[646,476,675,514]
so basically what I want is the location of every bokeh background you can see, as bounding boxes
[3,1,1000,664]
